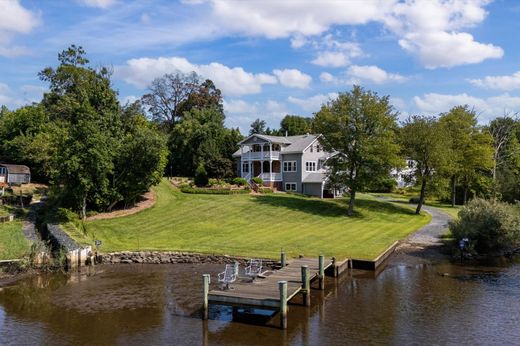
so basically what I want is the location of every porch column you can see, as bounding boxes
[261,160,264,176]
[240,146,244,177]
[269,143,273,181]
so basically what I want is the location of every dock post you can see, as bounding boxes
[279,280,288,329]
[281,251,286,267]
[203,274,210,320]
[331,256,337,277]
[301,265,310,306]
[318,255,325,290]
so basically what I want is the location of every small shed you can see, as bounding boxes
[0,164,31,185]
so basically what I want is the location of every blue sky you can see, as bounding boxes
[1,0,520,132]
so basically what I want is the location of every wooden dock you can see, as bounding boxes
[203,255,332,329]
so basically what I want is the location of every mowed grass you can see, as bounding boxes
[84,180,431,260]
[0,221,31,260]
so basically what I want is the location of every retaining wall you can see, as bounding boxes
[101,251,278,267]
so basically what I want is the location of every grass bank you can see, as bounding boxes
[81,180,431,260]
[0,221,30,260]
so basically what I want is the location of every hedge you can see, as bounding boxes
[180,187,251,195]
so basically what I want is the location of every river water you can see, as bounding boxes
[0,250,518,345]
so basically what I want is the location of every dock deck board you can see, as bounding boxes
[208,257,331,307]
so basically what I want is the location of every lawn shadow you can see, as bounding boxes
[252,194,417,218]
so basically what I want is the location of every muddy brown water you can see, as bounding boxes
[0,252,519,345]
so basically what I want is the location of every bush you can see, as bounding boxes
[180,186,250,195]
[251,177,263,185]
[232,177,248,186]
[449,199,520,255]
[258,187,274,194]
[194,164,209,187]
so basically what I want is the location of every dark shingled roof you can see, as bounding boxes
[0,164,30,175]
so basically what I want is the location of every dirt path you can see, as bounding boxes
[86,191,156,221]
[405,205,452,246]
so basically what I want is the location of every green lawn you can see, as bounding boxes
[82,180,431,260]
[0,221,31,260]
[369,193,462,219]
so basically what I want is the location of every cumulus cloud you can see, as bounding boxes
[413,92,520,122]
[223,98,289,131]
[312,51,350,68]
[273,69,312,89]
[193,0,502,68]
[320,65,406,85]
[0,0,39,57]
[346,65,406,84]
[469,71,520,91]
[78,0,117,8]
[288,93,338,113]
[115,57,277,96]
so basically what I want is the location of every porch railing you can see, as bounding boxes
[258,173,282,181]
[247,151,280,160]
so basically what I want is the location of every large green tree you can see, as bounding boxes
[169,107,240,178]
[279,115,312,136]
[400,116,451,214]
[39,45,167,218]
[314,86,401,216]
[439,106,493,206]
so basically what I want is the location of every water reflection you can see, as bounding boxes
[0,255,518,345]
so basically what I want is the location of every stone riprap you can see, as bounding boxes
[46,223,81,252]
[101,251,278,267]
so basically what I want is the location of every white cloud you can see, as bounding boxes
[0,0,39,57]
[320,72,335,83]
[288,93,338,113]
[120,95,139,105]
[115,57,278,97]
[312,51,350,68]
[79,0,117,9]
[346,65,406,84]
[469,71,520,91]
[0,83,12,106]
[223,98,289,132]
[413,92,520,122]
[273,69,312,89]
[195,0,501,68]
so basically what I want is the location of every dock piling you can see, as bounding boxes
[318,255,325,290]
[278,280,288,329]
[281,252,286,267]
[203,274,210,320]
[301,265,310,306]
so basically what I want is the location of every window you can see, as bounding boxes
[316,144,321,152]
[0,167,4,175]
[285,183,297,191]
[242,162,249,173]
[310,145,313,153]
[305,161,317,172]
[283,161,297,172]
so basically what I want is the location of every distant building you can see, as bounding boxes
[0,163,31,185]
[233,134,341,198]
[391,160,415,188]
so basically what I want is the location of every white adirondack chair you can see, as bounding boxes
[218,262,238,289]
[245,259,263,280]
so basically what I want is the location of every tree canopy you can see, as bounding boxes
[314,85,401,216]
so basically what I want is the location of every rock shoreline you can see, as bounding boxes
[100,251,278,267]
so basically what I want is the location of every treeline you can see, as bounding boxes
[1,46,519,219]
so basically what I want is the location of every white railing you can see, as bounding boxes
[242,173,251,180]
[247,151,280,160]
[258,173,282,181]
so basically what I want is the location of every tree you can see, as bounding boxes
[249,118,267,135]
[39,46,167,218]
[400,116,451,214]
[439,106,493,206]
[141,72,200,130]
[489,116,520,202]
[169,107,237,178]
[178,79,223,115]
[314,86,401,216]
[279,115,312,136]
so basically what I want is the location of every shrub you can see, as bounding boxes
[180,186,250,195]
[449,199,520,255]
[251,177,263,185]
[194,164,209,187]
[232,177,248,186]
[258,187,274,194]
